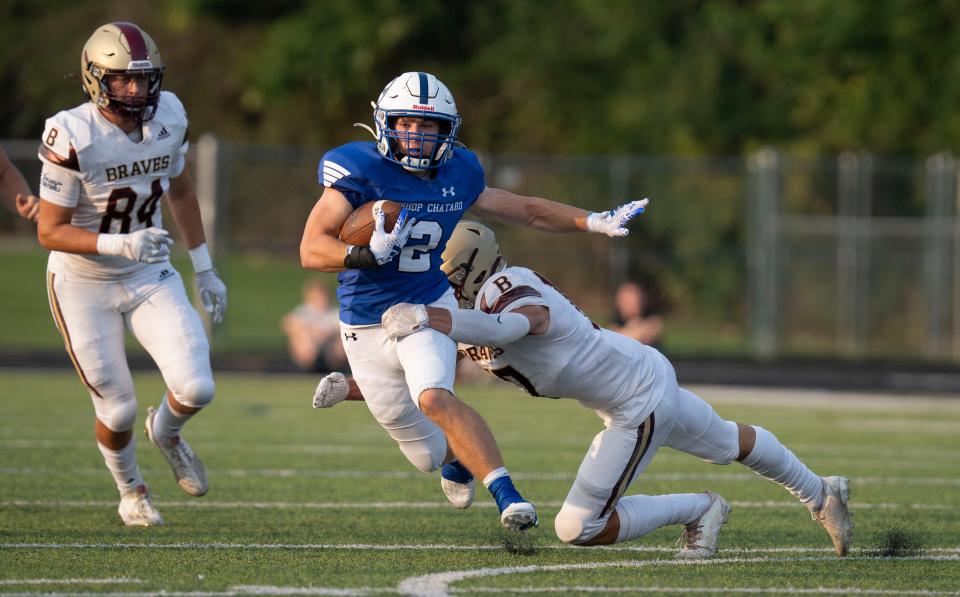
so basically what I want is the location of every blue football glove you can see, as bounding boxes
[370,205,416,265]
[586,198,650,237]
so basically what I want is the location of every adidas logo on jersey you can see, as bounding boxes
[157,126,170,139]
[158,269,174,282]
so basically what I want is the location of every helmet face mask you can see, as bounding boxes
[81,22,164,122]
[441,221,505,309]
[373,72,461,171]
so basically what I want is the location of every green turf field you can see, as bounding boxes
[1,369,958,595]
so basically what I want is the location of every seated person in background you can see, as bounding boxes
[611,280,664,346]
[282,278,349,373]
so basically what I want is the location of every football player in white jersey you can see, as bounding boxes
[318,221,853,557]
[35,22,227,527]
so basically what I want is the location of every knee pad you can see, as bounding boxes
[173,373,215,409]
[554,509,604,545]
[704,420,741,465]
[397,433,447,473]
[95,398,139,433]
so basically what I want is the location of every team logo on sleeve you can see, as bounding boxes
[41,171,63,193]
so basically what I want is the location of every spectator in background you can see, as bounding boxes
[282,278,349,373]
[611,280,664,347]
[0,145,40,221]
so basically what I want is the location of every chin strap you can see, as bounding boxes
[352,122,377,140]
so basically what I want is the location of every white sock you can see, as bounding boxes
[742,426,825,510]
[151,392,193,442]
[615,493,712,543]
[482,467,509,487]
[96,437,144,495]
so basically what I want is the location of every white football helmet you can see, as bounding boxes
[81,22,164,122]
[441,221,505,309]
[373,72,461,171]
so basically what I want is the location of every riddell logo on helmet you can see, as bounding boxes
[412,104,435,111]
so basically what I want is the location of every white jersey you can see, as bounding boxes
[458,266,668,427]
[37,91,190,279]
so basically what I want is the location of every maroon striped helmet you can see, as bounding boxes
[80,22,164,121]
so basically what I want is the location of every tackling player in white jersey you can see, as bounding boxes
[36,22,227,527]
[318,221,853,557]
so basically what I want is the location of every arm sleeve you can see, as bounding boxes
[447,308,531,346]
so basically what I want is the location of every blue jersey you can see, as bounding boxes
[319,141,486,324]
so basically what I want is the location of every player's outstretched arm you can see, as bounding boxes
[312,372,365,408]
[382,303,548,345]
[470,187,648,237]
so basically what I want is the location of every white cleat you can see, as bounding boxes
[676,491,731,559]
[812,476,853,556]
[118,485,164,527]
[145,406,208,497]
[441,477,475,509]
[500,501,538,532]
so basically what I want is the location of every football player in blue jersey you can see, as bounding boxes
[299,71,647,532]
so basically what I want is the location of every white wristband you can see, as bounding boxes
[189,243,213,272]
[585,212,604,234]
[96,233,126,257]
[448,308,531,346]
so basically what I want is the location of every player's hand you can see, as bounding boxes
[369,206,415,265]
[15,193,40,222]
[100,226,173,263]
[382,302,430,339]
[586,198,649,237]
[195,269,228,324]
[313,372,349,408]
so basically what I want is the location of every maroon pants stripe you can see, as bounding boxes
[599,413,656,519]
[47,272,102,398]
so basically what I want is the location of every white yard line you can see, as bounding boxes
[4,466,960,488]
[0,498,953,511]
[0,578,142,585]
[2,542,958,554]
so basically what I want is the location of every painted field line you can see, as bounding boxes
[2,542,958,555]
[0,577,142,585]
[460,587,960,595]
[4,466,960,488]
[1,499,953,511]
[399,555,960,597]
[0,438,371,455]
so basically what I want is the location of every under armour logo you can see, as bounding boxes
[442,186,456,197]
[343,332,358,342]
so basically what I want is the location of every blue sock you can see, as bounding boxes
[441,460,474,484]
[487,475,527,514]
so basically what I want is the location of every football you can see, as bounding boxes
[339,200,403,246]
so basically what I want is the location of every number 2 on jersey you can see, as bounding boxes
[398,220,442,272]
[99,179,164,233]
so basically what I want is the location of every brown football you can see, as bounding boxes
[339,200,403,246]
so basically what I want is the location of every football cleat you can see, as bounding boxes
[118,485,163,527]
[500,501,539,532]
[676,491,731,559]
[440,461,475,509]
[145,406,208,497]
[812,476,853,556]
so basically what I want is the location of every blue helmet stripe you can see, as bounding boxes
[418,72,429,104]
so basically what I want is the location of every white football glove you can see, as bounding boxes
[97,226,174,263]
[369,205,416,265]
[195,269,228,325]
[312,372,349,408]
[382,303,430,339]
[586,198,650,237]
